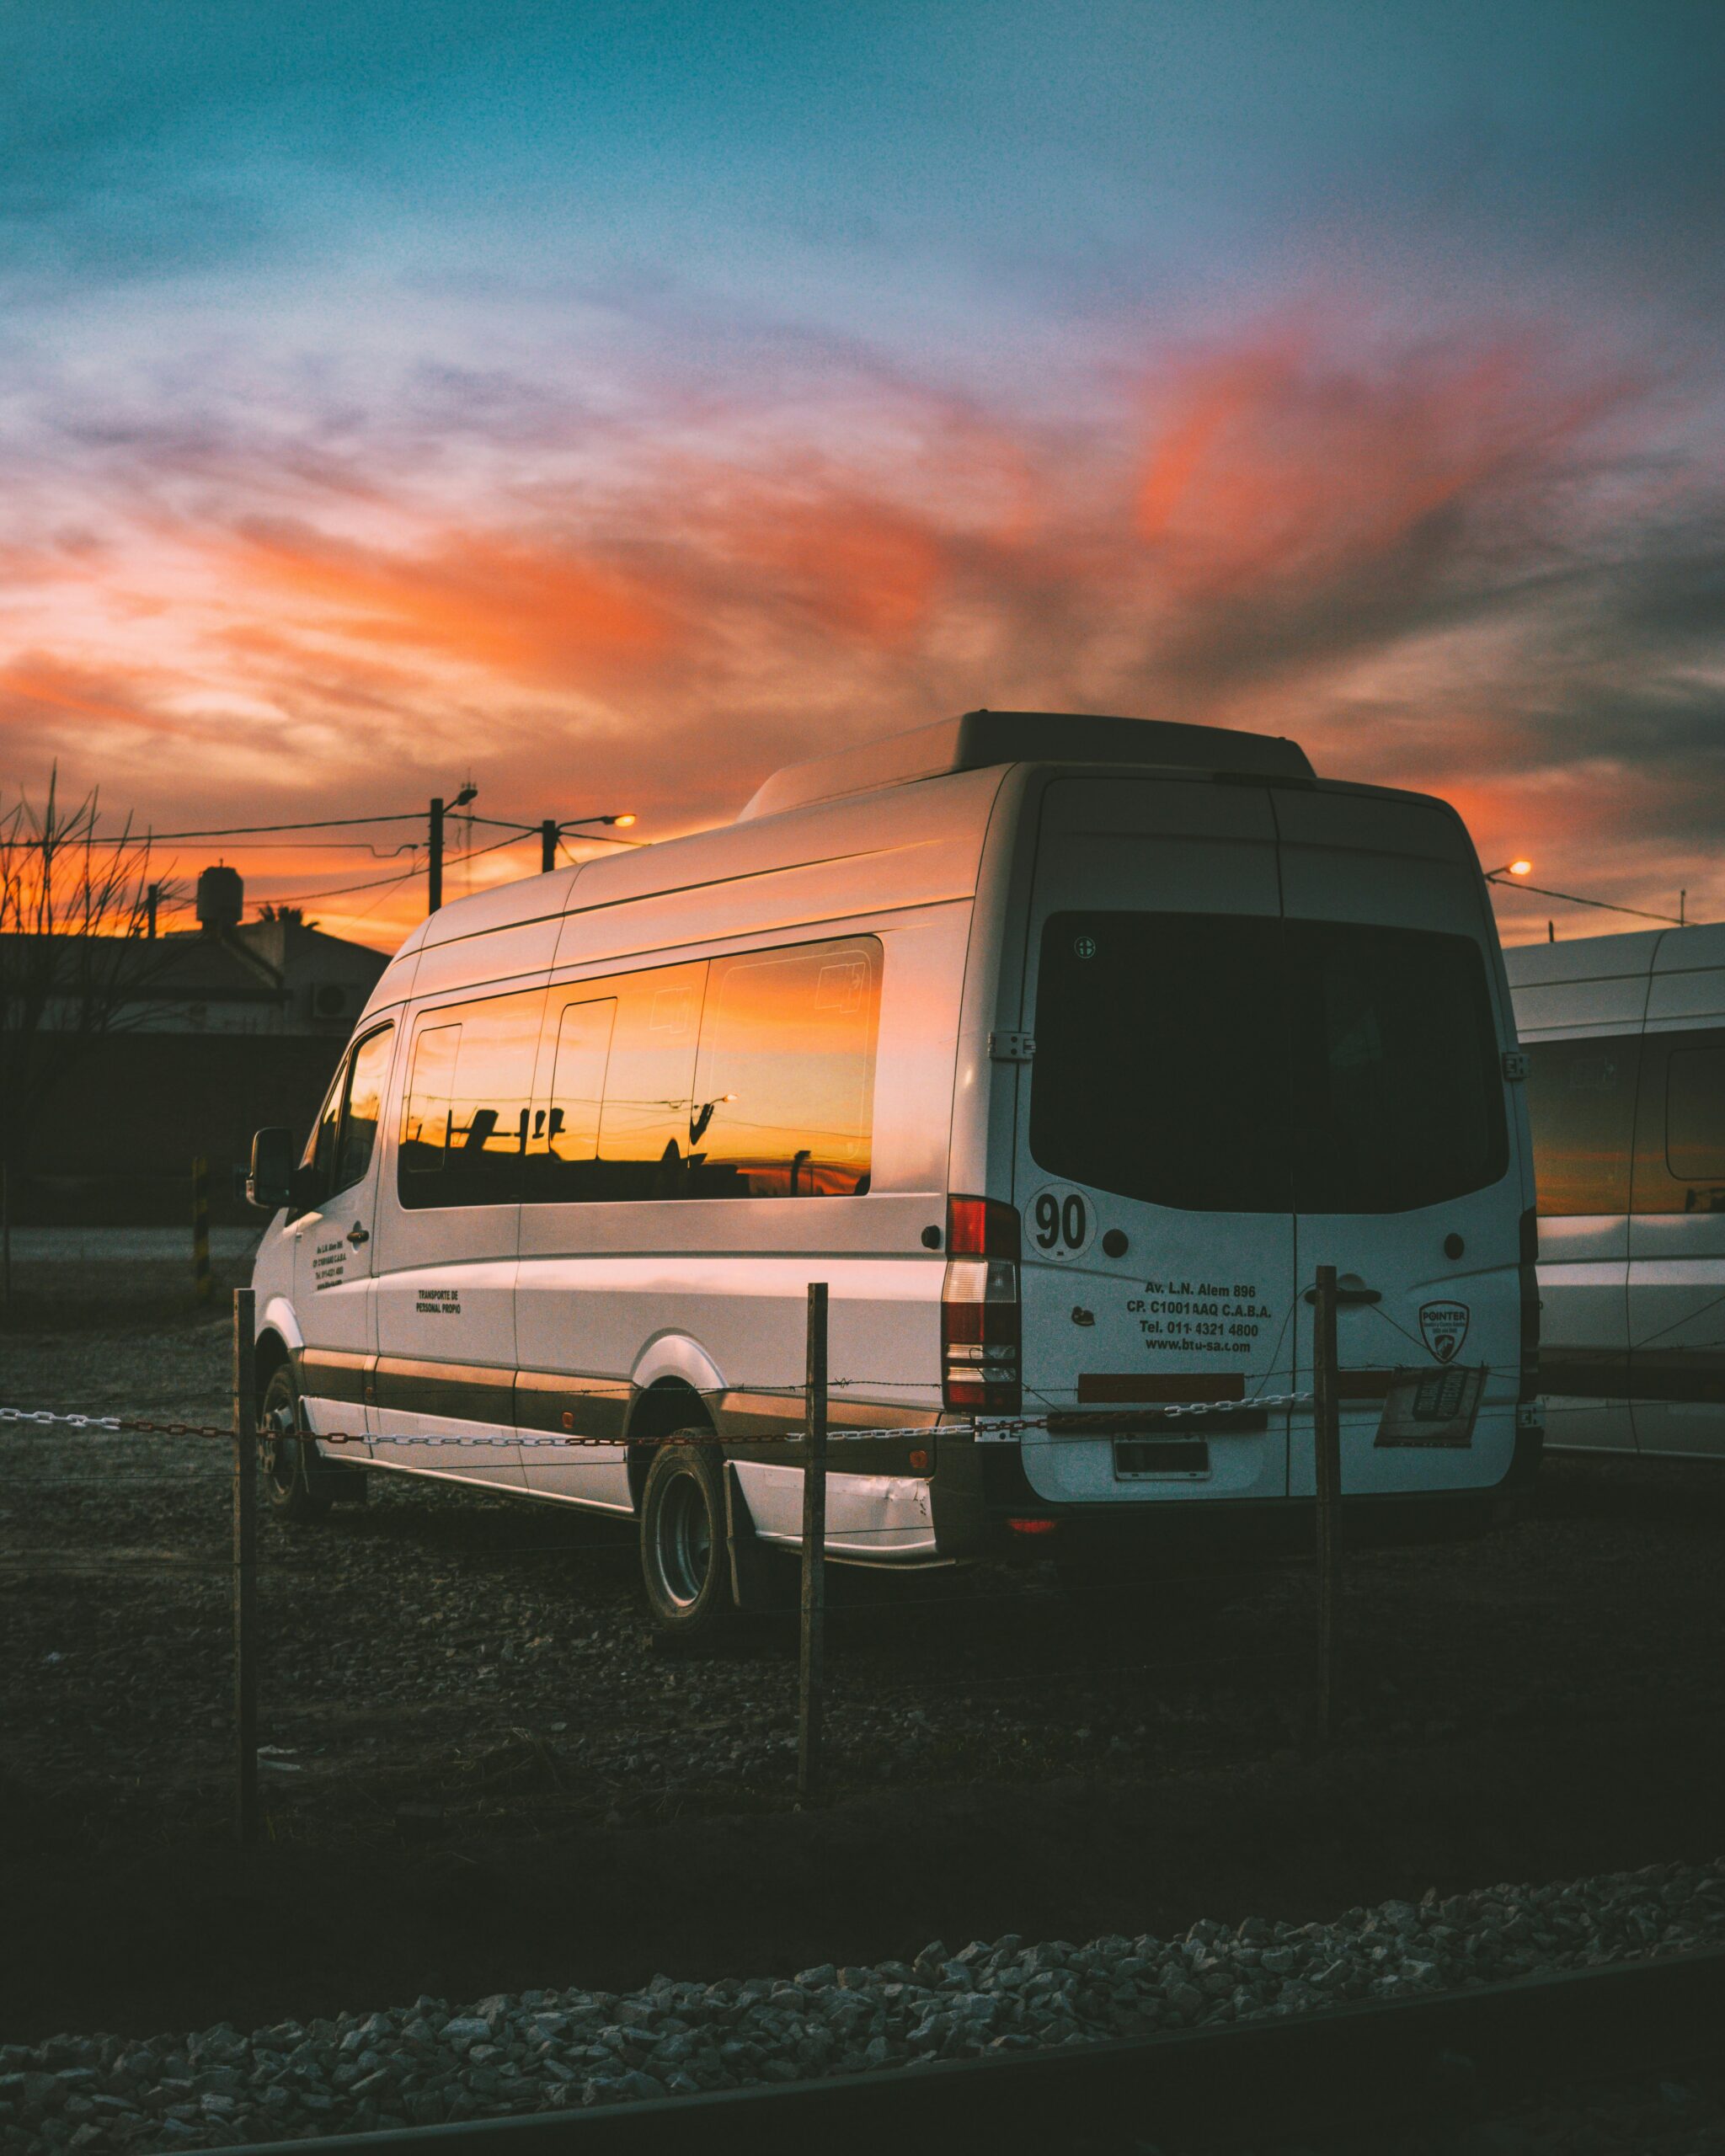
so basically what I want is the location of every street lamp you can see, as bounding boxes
[1483,857,1685,931]
[428,782,478,913]
[540,812,639,872]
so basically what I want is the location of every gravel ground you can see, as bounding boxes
[6,1284,1725,2147]
[1,1858,1721,2151]
[6,1297,1724,1852]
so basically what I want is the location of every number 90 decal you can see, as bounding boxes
[1028,1184,1094,1259]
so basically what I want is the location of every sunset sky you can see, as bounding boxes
[3,1,1723,948]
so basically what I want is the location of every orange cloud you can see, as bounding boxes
[225,520,679,684]
[1,312,1717,951]
[1135,327,1628,600]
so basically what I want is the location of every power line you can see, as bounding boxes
[73,811,431,844]
[265,830,526,908]
[1486,873,1685,926]
[44,809,643,849]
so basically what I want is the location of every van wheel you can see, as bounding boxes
[261,1364,334,1523]
[640,1434,732,1637]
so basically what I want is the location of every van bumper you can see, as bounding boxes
[927,1419,1543,1563]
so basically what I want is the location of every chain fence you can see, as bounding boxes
[7,1276,1707,1854]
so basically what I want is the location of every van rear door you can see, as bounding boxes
[1012,777,1297,1508]
[1273,790,1520,1499]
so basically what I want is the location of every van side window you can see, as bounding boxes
[1626,1028,1725,1215]
[334,1024,395,1195]
[397,990,544,1208]
[523,997,617,1200]
[690,937,881,1197]
[595,963,708,1200]
[304,1062,345,1194]
[400,1024,461,1175]
[1666,1041,1725,1187]
[1525,1037,1639,1216]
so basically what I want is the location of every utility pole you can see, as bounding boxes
[427,783,476,915]
[540,819,558,874]
[797,1282,830,1806]
[1311,1264,1342,1741]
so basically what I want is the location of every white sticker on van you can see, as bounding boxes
[1028,1185,1095,1259]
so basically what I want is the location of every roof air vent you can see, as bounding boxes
[736,710,1313,822]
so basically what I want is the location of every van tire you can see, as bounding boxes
[261,1363,334,1523]
[640,1434,732,1637]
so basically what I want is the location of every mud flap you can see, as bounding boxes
[305,1444,369,1503]
[725,1461,778,1610]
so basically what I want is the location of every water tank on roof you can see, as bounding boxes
[196,864,243,933]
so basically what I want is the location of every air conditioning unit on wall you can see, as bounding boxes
[307,981,361,1022]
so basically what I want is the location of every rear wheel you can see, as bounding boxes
[261,1362,334,1522]
[639,1434,732,1637]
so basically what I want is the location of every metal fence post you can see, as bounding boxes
[193,1156,211,1304]
[797,1282,829,1806]
[232,1287,259,1844]
[1312,1263,1342,1741]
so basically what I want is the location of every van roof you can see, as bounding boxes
[1503,921,1725,990]
[735,709,1313,822]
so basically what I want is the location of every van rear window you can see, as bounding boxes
[1028,913,1506,1215]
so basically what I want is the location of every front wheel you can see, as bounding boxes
[261,1362,334,1522]
[639,1434,732,1637]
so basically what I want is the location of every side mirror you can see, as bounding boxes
[247,1128,296,1214]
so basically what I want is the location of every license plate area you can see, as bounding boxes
[1374,1365,1485,1448]
[1114,1437,1210,1480]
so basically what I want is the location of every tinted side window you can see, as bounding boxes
[595,963,708,1200]
[1525,1036,1638,1216]
[397,990,543,1208]
[1628,1027,1725,1215]
[522,996,617,1202]
[1667,1043,1725,1184]
[689,937,880,1198]
[334,1025,394,1194]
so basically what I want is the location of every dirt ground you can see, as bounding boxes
[3,1273,1723,2045]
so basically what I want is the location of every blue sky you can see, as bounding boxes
[3,0,1723,941]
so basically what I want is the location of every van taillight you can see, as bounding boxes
[943,1195,1021,1413]
[1519,1206,1541,1402]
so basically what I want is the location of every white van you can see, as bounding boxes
[1506,921,1725,1460]
[247,710,1541,1633]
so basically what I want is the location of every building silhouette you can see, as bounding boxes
[7,868,388,1225]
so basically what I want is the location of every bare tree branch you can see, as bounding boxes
[0,770,180,1176]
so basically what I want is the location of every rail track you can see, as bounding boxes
[206,1943,1725,2154]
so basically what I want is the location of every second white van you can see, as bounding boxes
[1508,921,1725,1460]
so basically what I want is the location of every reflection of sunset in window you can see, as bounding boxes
[398,990,542,1204]
[596,962,707,1189]
[692,937,880,1198]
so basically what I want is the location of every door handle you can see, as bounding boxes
[346,1221,371,1248]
